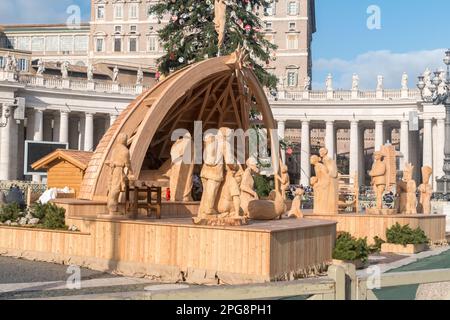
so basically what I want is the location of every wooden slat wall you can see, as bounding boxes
[47,161,84,195]
[270,225,336,279]
[304,214,446,244]
[0,218,335,283]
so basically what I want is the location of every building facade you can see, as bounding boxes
[0,0,316,89]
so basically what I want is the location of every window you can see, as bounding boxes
[74,35,88,52]
[148,36,158,52]
[264,2,276,15]
[287,34,299,50]
[17,37,31,50]
[114,37,122,52]
[287,1,298,15]
[114,4,123,19]
[129,3,138,19]
[96,5,105,20]
[265,21,273,30]
[289,22,296,31]
[129,38,137,52]
[0,56,4,69]
[46,36,58,52]
[115,25,122,33]
[96,38,104,52]
[18,58,28,72]
[31,37,45,51]
[60,36,73,52]
[287,71,298,87]
[130,25,137,33]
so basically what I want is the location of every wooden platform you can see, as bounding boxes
[304,212,446,245]
[0,216,336,284]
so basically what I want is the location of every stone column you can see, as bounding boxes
[359,126,366,185]
[325,121,335,159]
[0,105,13,180]
[434,119,446,189]
[32,108,44,183]
[84,113,94,152]
[59,111,69,144]
[349,120,360,182]
[53,113,60,142]
[33,108,44,142]
[400,120,410,169]
[277,120,286,164]
[301,120,311,186]
[423,119,433,167]
[374,120,384,151]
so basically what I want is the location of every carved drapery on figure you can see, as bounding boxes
[419,166,433,214]
[105,133,134,216]
[169,134,194,202]
[310,149,338,215]
[369,151,386,210]
[397,163,417,214]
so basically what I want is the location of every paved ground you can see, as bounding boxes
[0,257,160,300]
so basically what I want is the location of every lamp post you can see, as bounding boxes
[417,49,450,199]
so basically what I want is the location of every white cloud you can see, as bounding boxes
[0,0,89,24]
[312,49,448,90]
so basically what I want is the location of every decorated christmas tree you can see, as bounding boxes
[149,0,278,89]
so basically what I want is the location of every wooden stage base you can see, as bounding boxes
[303,212,447,245]
[0,217,336,284]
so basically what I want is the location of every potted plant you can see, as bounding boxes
[381,223,429,254]
[332,232,370,269]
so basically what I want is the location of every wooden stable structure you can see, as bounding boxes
[31,149,93,196]
[0,54,337,284]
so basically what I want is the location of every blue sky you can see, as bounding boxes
[0,0,449,89]
[312,0,450,89]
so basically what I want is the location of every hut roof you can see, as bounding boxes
[32,149,93,171]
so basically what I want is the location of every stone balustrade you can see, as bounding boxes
[270,88,421,101]
[0,70,148,96]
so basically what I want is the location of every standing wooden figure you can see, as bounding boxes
[369,151,386,210]
[404,163,417,214]
[419,166,433,214]
[106,133,134,215]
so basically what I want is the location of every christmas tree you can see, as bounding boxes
[149,0,278,89]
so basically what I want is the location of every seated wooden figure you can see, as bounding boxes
[418,166,433,214]
[288,188,305,218]
[240,158,259,217]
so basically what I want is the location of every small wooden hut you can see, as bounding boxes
[31,149,93,196]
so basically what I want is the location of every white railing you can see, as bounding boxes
[269,88,421,102]
[14,74,144,96]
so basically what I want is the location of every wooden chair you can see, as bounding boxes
[125,182,162,219]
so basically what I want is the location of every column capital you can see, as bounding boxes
[60,110,70,115]
[85,112,95,117]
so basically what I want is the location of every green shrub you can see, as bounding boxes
[369,236,386,253]
[333,232,370,263]
[29,203,67,230]
[41,203,66,230]
[29,202,47,220]
[386,223,429,246]
[0,203,22,223]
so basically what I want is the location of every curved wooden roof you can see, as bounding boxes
[79,53,276,200]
